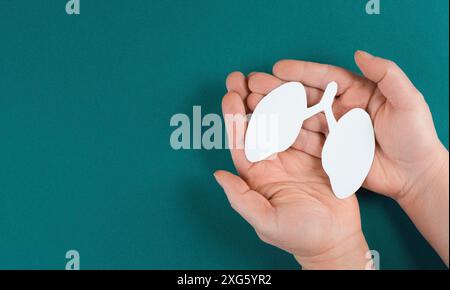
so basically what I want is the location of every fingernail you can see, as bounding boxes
[357,50,374,58]
[213,171,222,187]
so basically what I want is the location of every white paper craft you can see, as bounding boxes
[244,81,375,199]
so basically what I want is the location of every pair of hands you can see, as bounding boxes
[214,51,449,269]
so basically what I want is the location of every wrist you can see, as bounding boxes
[397,144,449,209]
[395,144,449,265]
[295,231,372,270]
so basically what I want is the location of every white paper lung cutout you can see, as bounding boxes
[244,81,375,199]
[321,108,375,199]
[245,82,307,162]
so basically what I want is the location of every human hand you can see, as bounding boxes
[214,72,370,269]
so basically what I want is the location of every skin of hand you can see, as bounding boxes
[214,72,371,269]
[244,50,449,266]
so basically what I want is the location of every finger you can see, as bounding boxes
[291,128,325,158]
[248,72,284,94]
[248,73,324,104]
[305,87,324,107]
[333,84,374,120]
[226,71,250,100]
[222,92,252,173]
[247,93,265,112]
[246,83,324,112]
[247,88,324,112]
[354,50,424,109]
[214,170,275,231]
[273,60,362,95]
[302,112,328,135]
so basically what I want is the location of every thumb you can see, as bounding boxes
[214,170,275,232]
[354,50,424,109]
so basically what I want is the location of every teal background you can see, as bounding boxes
[0,0,448,269]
